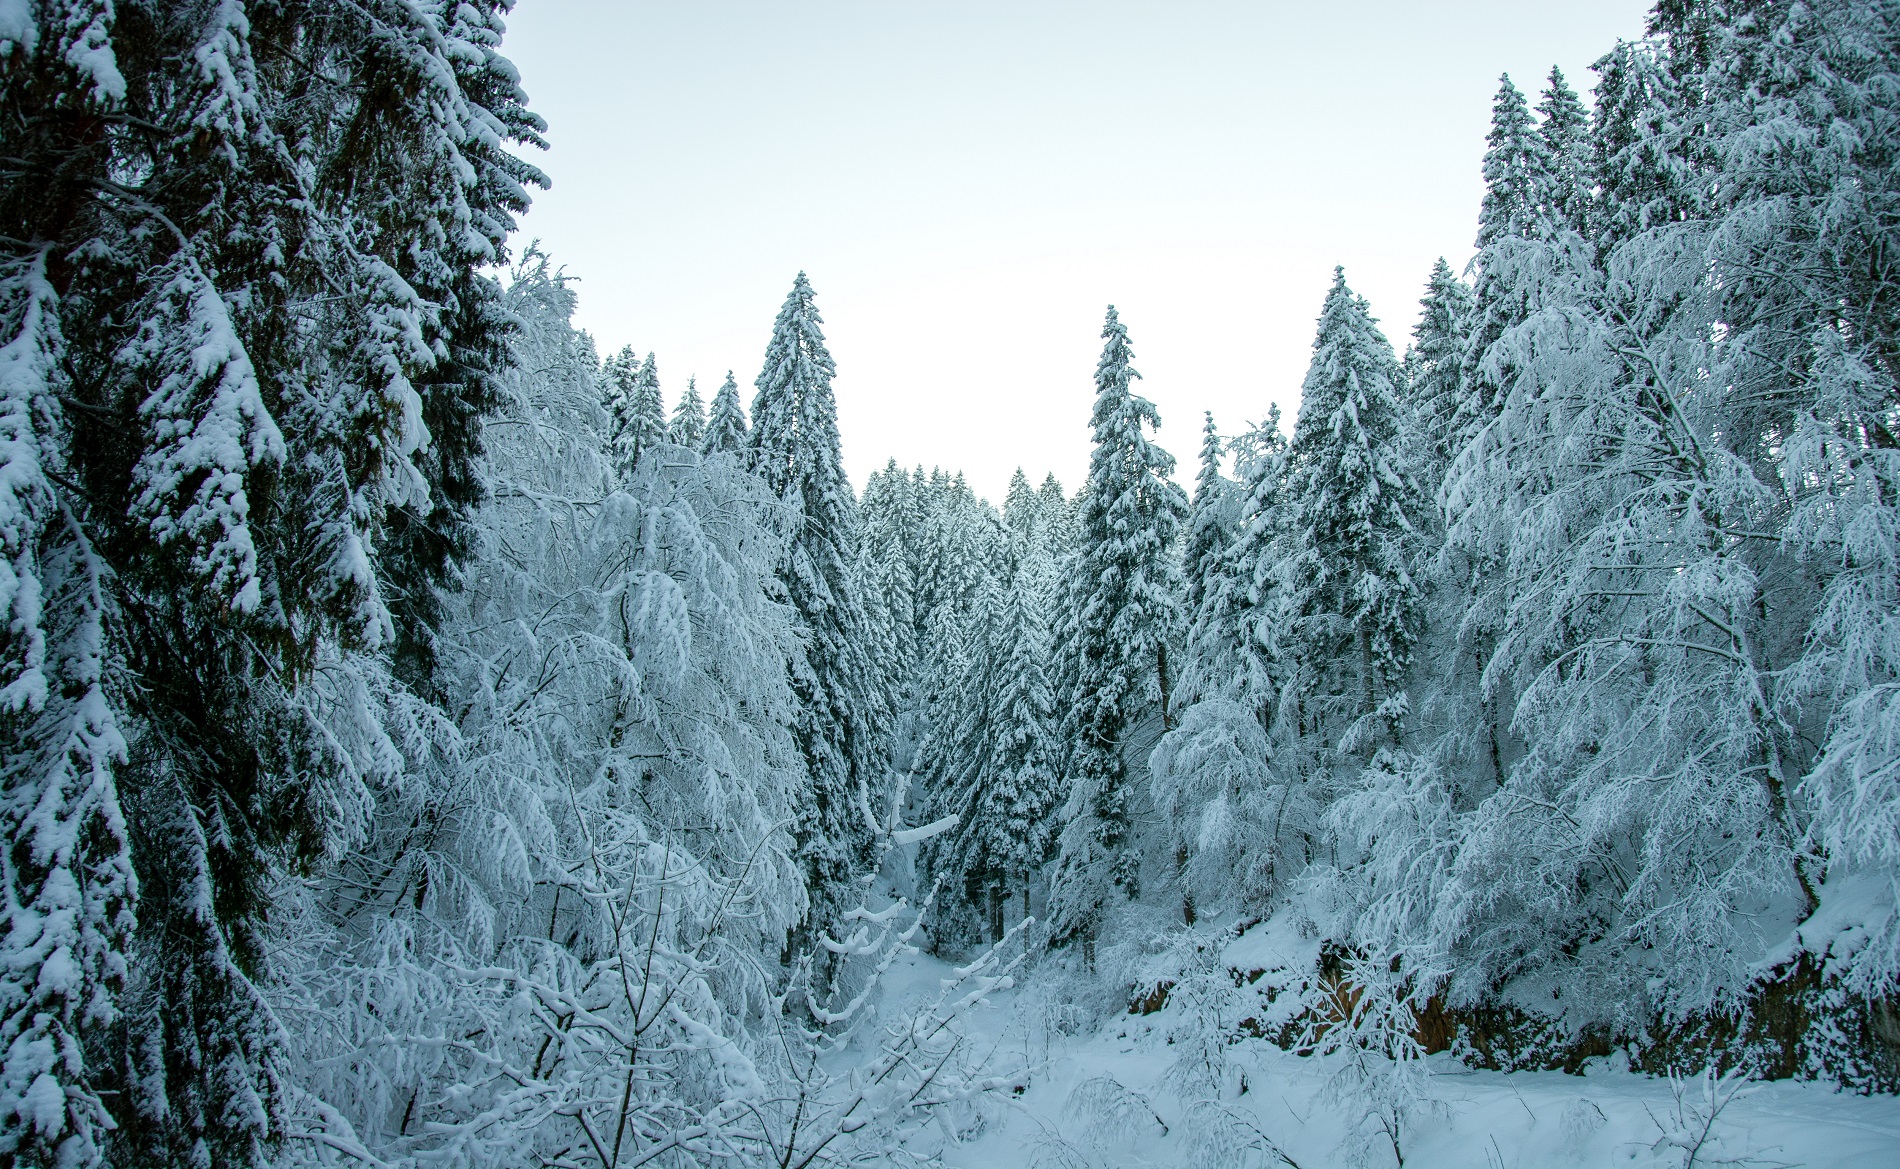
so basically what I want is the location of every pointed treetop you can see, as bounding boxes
[700,370,749,455]
[1407,257,1475,479]
[751,273,841,496]
[1539,64,1592,232]
[1477,73,1554,247]
[1096,305,1139,390]
[670,374,707,447]
[622,352,666,468]
[1194,411,1224,509]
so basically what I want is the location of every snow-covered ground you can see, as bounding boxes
[867,936,1900,1169]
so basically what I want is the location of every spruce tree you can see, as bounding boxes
[990,536,1061,921]
[1184,411,1232,617]
[1457,75,1553,449]
[669,374,707,447]
[0,3,546,1165]
[699,370,749,454]
[1036,473,1072,551]
[628,351,667,468]
[749,274,889,928]
[1286,269,1421,726]
[857,460,919,746]
[1590,38,1701,255]
[1049,307,1188,946]
[1538,65,1593,235]
[1003,466,1039,539]
[1404,257,1475,489]
[1187,404,1290,717]
[602,345,643,471]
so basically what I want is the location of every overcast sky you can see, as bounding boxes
[502,0,1654,502]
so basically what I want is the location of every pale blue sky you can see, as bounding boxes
[503,1,1653,501]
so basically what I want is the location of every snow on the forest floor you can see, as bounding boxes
[870,936,1900,1169]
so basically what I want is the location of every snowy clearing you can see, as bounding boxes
[864,937,1900,1169]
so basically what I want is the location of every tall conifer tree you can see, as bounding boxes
[1457,75,1553,447]
[1049,307,1188,946]
[1287,269,1421,725]
[699,371,748,454]
[669,374,706,447]
[749,274,889,926]
[1184,411,1232,616]
[628,352,667,468]
[1538,65,1593,234]
[1404,258,1475,489]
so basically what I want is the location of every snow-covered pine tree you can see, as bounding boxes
[1189,404,1290,718]
[1456,74,1555,449]
[989,534,1061,925]
[858,460,920,762]
[1003,466,1039,540]
[919,564,1004,946]
[0,267,136,1169]
[602,345,643,469]
[629,351,667,467]
[700,369,749,454]
[669,374,707,447]
[1037,472,1071,546]
[1049,307,1188,948]
[1402,258,1475,492]
[749,274,890,930]
[1,3,545,1165]
[1589,37,1701,256]
[1183,411,1234,619]
[1538,66,1593,235]
[923,526,1060,945]
[1286,269,1422,734]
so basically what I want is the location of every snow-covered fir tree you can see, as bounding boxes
[1455,74,1555,449]
[1049,306,1189,949]
[1537,66,1593,234]
[669,373,707,446]
[0,3,545,1164]
[700,369,749,454]
[1402,257,1474,489]
[1183,411,1234,619]
[749,273,891,931]
[1286,269,1422,732]
[601,345,643,469]
[628,351,667,467]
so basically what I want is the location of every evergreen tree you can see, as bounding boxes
[669,374,707,447]
[0,3,545,1165]
[923,533,1059,944]
[1003,466,1040,539]
[1191,404,1291,718]
[1538,65,1593,234]
[858,460,920,754]
[1286,269,1421,727]
[1037,472,1073,551]
[700,370,749,454]
[602,345,643,471]
[1589,36,1704,256]
[1183,411,1233,616]
[1403,257,1475,490]
[749,274,889,928]
[990,537,1061,918]
[1456,75,1553,449]
[1049,307,1188,946]
[628,351,667,467]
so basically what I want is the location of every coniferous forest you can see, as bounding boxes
[2,2,1899,1166]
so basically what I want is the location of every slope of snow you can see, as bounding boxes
[871,931,1900,1168]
